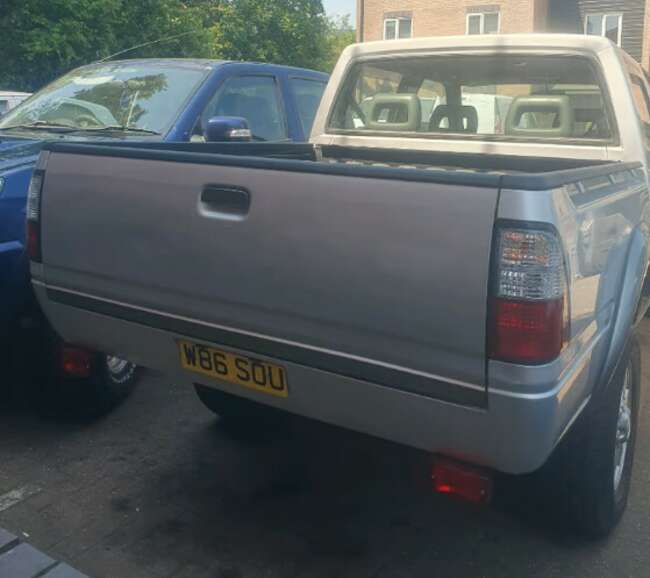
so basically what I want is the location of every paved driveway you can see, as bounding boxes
[1,324,649,578]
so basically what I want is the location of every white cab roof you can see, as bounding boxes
[345,33,616,58]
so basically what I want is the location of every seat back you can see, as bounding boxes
[505,95,573,138]
[429,105,478,133]
[366,94,421,131]
[573,107,609,138]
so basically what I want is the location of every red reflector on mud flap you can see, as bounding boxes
[432,458,493,504]
[60,346,93,378]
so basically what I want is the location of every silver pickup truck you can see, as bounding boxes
[29,35,650,536]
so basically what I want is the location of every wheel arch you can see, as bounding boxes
[598,226,648,397]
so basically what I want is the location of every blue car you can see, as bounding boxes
[0,59,328,415]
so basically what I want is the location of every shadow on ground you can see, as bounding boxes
[1,329,649,578]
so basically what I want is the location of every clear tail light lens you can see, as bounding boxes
[489,227,568,364]
[26,171,43,221]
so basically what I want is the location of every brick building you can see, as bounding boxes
[356,0,650,69]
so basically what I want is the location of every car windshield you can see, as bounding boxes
[0,61,212,135]
[328,55,613,142]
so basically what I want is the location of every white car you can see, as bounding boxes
[0,91,31,115]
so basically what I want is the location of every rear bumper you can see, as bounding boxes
[34,283,596,474]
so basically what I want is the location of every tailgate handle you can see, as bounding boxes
[200,185,250,217]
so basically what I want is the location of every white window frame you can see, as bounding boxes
[465,12,500,35]
[584,13,623,46]
[383,17,413,40]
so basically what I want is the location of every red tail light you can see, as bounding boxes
[26,170,44,263]
[26,220,41,262]
[491,297,564,364]
[489,227,568,365]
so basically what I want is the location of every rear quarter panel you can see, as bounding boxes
[491,166,650,403]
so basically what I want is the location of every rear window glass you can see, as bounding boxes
[328,55,612,142]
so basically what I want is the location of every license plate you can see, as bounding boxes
[178,340,288,398]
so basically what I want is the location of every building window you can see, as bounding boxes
[384,17,412,40]
[466,12,500,35]
[585,14,622,46]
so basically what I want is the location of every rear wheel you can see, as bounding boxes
[105,355,137,387]
[543,334,640,538]
[194,384,287,437]
[31,334,138,419]
[49,353,137,419]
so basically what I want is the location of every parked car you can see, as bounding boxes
[0,58,327,416]
[28,34,649,536]
[0,91,31,116]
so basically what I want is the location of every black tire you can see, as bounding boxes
[542,333,640,538]
[10,313,137,418]
[194,384,287,437]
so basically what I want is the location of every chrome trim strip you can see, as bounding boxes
[44,283,487,406]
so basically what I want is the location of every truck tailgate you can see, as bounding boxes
[39,149,500,405]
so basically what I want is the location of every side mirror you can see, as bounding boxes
[205,116,252,143]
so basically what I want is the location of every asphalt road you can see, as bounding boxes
[1,324,649,578]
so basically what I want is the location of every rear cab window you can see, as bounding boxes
[290,77,327,136]
[328,55,614,144]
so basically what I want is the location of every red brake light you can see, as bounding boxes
[490,297,564,364]
[26,170,44,263]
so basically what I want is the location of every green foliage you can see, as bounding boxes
[212,0,330,70]
[0,0,213,91]
[0,0,353,92]
[323,14,356,72]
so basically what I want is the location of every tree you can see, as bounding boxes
[0,0,337,92]
[323,14,356,72]
[210,0,330,71]
[0,0,214,91]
